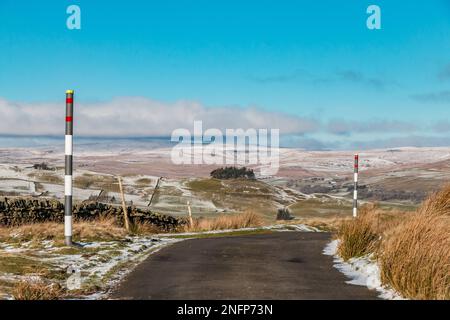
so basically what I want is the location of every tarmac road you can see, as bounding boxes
[111,232,379,300]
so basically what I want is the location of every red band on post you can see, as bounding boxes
[66,116,73,122]
[66,98,73,103]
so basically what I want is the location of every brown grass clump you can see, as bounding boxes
[0,222,60,242]
[184,211,263,232]
[129,220,163,235]
[73,217,129,241]
[378,185,450,300]
[0,217,129,244]
[336,204,413,261]
[336,206,381,261]
[418,184,450,217]
[12,280,64,300]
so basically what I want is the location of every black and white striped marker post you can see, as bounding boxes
[353,154,359,218]
[65,90,74,246]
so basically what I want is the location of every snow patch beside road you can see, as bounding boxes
[323,240,404,300]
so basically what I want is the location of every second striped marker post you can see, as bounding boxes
[353,154,359,218]
[65,90,74,246]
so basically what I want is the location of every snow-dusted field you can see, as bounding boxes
[1,145,449,178]
[0,234,182,300]
[1,145,448,217]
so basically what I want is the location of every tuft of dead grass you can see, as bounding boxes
[0,215,171,246]
[379,213,450,300]
[184,211,263,232]
[129,220,163,235]
[418,184,450,217]
[73,217,129,241]
[0,217,128,245]
[378,185,450,300]
[336,205,381,261]
[12,280,64,300]
[336,204,413,261]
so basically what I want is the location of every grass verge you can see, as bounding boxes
[0,216,164,245]
[12,280,64,300]
[183,211,263,232]
[336,185,450,300]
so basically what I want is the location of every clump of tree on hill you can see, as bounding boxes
[32,162,55,171]
[210,167,255,180]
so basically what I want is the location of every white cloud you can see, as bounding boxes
[0,97,319,137]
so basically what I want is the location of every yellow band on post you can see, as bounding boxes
[66,90,74,94]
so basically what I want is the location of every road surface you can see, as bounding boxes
[111,232,379,299]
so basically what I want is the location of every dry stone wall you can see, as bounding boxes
[0,198,184,231]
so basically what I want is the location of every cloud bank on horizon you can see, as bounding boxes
[0,96,448,150]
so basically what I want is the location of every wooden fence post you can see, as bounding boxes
[117,176,130,232]
[187,201,194,227]
[147,177,162,207]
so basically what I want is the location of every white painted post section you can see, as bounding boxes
[353,154,359,218]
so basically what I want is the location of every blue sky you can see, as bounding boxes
[0,1,449,149]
